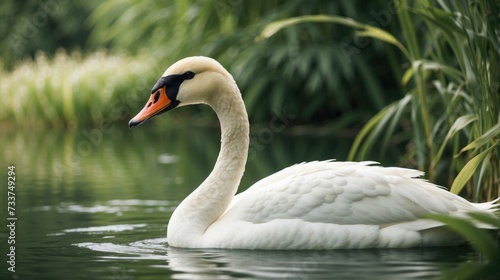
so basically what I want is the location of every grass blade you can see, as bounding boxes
[258,14,410,59]
[348,94,412,161]
[258,14,365,41]
[356,26,410,59]
[450,142,498,194]
[432,114,477,168]
[460,122,500,154]
[428,214,499,261]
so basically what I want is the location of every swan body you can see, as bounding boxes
[129,56,498,249]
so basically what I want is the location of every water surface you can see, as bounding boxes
[0,121,482,279]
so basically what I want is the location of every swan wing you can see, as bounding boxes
[221,161,477,228]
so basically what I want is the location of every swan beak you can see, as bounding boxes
[128,87,176,127]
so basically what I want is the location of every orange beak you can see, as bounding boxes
[128,87,175,127]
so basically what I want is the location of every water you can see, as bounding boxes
[0,120,483,279]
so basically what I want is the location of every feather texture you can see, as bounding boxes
[203,161,491,249]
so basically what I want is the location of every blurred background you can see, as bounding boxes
[0,0,404,126]
[1,0,498,199]
[0,1,499,279]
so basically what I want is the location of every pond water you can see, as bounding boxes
[0,119,483,279]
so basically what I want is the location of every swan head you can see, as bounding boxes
[128,56,236,127]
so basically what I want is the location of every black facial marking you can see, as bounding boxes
[153,90,160,103]
[130,72,196,128]
[184,71,195,79]
[150,72,195,102]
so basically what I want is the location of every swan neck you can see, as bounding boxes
[211,90,249,181]
[168,80,249,245]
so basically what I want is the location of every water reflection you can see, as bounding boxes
[1,120,356,213]
[0,123,483,279]
[71,228,473,280]
[165,247,471,279]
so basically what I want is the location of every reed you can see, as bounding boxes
[260,0,500,200]
[0,49,156,128]
[430,213,500,279]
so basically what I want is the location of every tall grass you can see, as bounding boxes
[0,49,156,128]
[260,0,500,200]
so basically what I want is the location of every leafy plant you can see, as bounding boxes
[0,0,96,70]
[429,212,500,279]
[0,49,156,127]
[87,0,402,124]
[259,0,500,200]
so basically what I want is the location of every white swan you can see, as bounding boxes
[129,56,498,249]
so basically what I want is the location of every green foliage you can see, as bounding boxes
[429,213,500,279]
[87,0,401,124]
[259,0,500,199]
[0,49,156,127]
[0,0,96,70]
[391,0,500,199]
[259,14,410,59]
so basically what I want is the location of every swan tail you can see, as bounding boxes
[471,197,500,212]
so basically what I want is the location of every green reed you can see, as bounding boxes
[0,49,156,128]
[260,0,500,200]
[430,212,500,279]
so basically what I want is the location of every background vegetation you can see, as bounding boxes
[1,1,498,197]
[0,50,155,127]
[258,0,500,200]
[1,0,403,125]
[0,0,95,69]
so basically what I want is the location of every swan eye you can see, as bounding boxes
[184,71,195,79]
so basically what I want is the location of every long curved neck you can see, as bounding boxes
[167,81,249,244]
